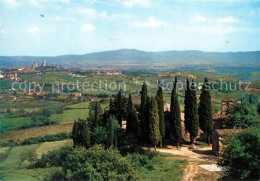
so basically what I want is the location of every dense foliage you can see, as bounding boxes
[71,119,91,148]
[156,85,165,139]
[148,97,161,149]
[170,77,182,148]
[198,78,213,145]
[219,128,260,180]
[225,101,259,129]
[185,79,199,147]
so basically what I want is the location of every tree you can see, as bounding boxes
[148,97,161,150]
[170,77,182,148]
[107,116,118,147]
[218,128,260,180]
[126,94,139,138]
[198,78,213,145]
[156,85,165,139]
[225,101,259,129]
[184,79,191,134]
[94,102,99,128]
[71,119,90,148]
[48,145,140,181]
[113,90,127,126]
[186,79,199,148]
[140,82,149,143]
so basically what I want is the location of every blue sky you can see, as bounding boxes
[0,0,259,56]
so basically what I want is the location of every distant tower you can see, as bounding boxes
[42,59,46,67]
[221,98,234,116]
[32,61,38,69]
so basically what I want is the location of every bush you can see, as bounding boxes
[218,128,260,180]
[225,102,259,129]
[0,133,71,147]
[21,133,71,145]
[46,145,140,181]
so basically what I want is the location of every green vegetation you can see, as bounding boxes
[71,119,91,148]
[126,94,139,139]
[0,144,39,169]
[185,79,199,147]
[31,145,186,181]
[225,101,259,129]
[219,128,260,180]
[1,133,70,147]
[171,77,182,148]
[156,85,165,139]
[148,97,161,150]
[198,78,213,145]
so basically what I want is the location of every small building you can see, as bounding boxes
[212,129,241,155]
[71,92,82,98]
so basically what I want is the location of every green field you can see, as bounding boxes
[51,108,89,124]
[0,117,32,133]
[0,168,52,181]
[0,144,39,169]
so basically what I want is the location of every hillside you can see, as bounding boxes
[1,49,259,67]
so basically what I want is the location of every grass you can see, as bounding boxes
[0,168,52,181]
[36,139,73,156]
[50,109,89,124]
[140,157,187,181]
[0,144,39,169]
[0,123,73,142]
[0,117,32,133]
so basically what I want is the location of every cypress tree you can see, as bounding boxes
[107,115,118,147]
[156,85,165,139]
[189,80,199,148]
[198,78,213,145]
[140,82,148,121]
[126,94,133,134]
[71,120,78,147]
[170,77,182,148]
[94,102,99,128]
[148,97,161,150]
[117,90,123,126]
[126,94,139,138]
[184,79,191,133]
[140,82,148,143]
[71,119,90,148]
[109,96,114,115]
[143,96,151,144]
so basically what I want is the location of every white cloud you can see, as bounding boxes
[99,11,131,20]
[27,26,45,33]
[133,17,170,28]
[217,16,240,23]
[53,16,62,21]
[190,14,206,23]
[99,11,118,19]
[81,24,95,31]
[77,7,97,18]
[27,0,69,7]
[28,0,40,7]
[1,0,20,6]
[119,0,150,7]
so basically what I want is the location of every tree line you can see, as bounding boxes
[71,77,214,150]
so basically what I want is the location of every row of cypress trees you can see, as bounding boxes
[72,77,213,149]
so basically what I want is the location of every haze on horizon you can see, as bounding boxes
[0,0,259,56]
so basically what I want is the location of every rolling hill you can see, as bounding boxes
[0,49,259,67]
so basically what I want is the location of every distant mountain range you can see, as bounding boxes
[0,49,259,68]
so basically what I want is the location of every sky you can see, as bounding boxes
[0,0,259,56]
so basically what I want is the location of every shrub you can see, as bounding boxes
[46,145,140,181]
[218,128,260,180]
